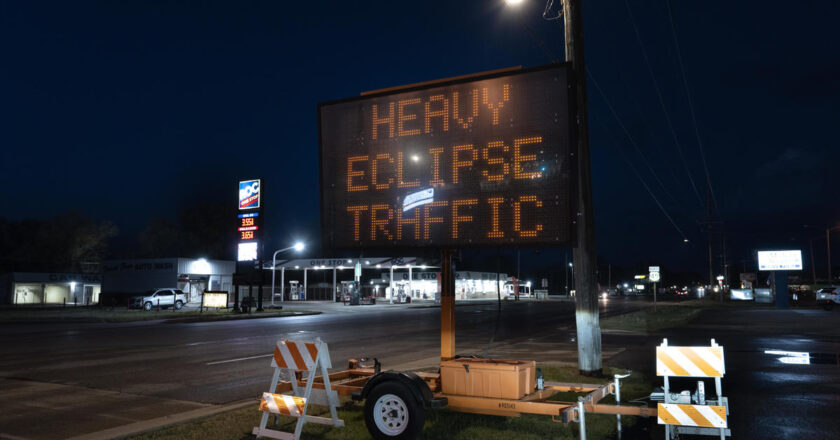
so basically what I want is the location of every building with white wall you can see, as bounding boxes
[0,272,102,305]
[102,258,235,303]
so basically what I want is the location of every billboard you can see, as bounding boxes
[758,250,803,271]
[239,179,261,210]
[319,64,576,250]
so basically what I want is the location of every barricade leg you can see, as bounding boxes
[259,368,282,433]
[293,365,318,439]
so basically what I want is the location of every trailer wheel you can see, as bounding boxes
[364,381,424,440]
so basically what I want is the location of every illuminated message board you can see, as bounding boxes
[319,64,576,250]
[202,292,228,308]
[758,250,803,271]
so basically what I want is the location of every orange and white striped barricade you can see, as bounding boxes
[252,338,344,440]
[656,338,729,439]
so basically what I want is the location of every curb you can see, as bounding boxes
[65,399,256,440]
[164,311,322,323]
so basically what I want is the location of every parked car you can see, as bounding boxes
[130,289,187,311]
[816,287,840,310]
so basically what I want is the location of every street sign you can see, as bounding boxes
[649,266,660,282]
[318,64,576,250]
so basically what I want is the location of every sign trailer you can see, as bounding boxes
[302,65,655,440]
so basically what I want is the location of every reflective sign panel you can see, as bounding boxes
[319,65,576,250]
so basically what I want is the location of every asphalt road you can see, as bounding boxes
[0,298,643,439]
[2,298,838,440]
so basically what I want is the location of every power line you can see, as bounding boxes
[664,0,721,219]
[622,0,705,208]
[586,69,681,208]
[591,112,689,241]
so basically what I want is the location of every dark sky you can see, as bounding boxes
[1,1,838,274]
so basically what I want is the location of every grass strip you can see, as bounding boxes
[129,365,655,440]
[600,305,705,333]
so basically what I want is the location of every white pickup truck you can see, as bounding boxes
[131,289,187,311]
[816,287,840,310]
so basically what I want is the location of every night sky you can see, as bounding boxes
[2,1,838,274]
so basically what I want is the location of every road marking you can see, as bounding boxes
[206,354,272,365]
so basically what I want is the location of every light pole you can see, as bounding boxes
[271,242,304,306]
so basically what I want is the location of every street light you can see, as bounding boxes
[271,242,305,305]
[505,0,525,6]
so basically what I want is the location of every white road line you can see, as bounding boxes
[206,354,272,365]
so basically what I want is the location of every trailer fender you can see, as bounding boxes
[352,370,434,407]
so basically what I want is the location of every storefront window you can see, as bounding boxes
[44,284,71,304]
[14,284,43,304]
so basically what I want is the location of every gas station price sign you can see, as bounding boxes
[238,212,260,241]
[319,64,576,250]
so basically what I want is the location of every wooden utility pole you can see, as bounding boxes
[563,0,602,376]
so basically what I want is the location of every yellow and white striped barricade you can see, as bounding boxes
[253,338,344,440]
[656,339,730,439]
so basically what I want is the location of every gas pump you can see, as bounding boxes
[341,280,360,305]
[289,280,300,301]
[395,281,412,303]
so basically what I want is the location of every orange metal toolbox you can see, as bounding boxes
[440,358,536,400]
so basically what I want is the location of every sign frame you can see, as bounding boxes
[317,63,579,252]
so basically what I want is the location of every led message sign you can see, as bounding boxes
[319,64,576,250]
[237,212,261,241]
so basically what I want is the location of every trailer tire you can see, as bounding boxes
[364,381,424,440]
